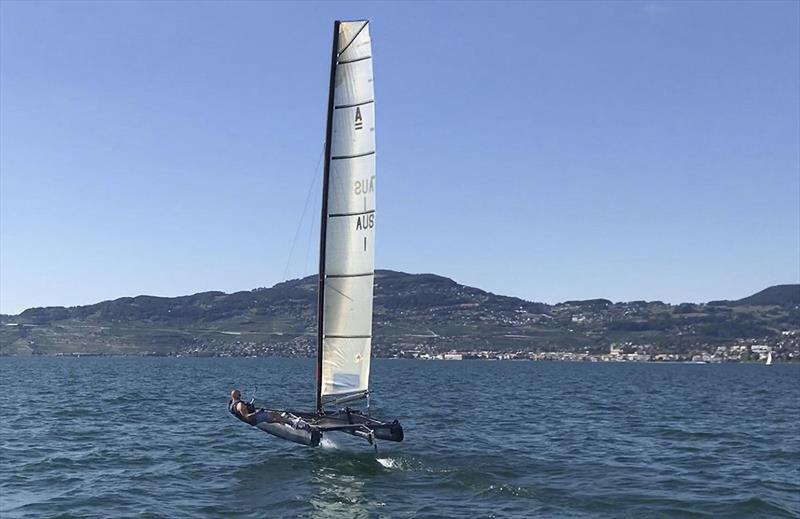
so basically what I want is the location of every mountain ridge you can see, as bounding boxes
[1,270,797,357]
[7,270,796,319]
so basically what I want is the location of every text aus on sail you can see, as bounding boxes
[354,176,375,250]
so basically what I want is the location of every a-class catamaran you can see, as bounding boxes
[229,20,403,448]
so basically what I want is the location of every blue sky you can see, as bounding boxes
[1,0,798,314]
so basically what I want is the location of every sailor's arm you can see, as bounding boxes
[237,402,258,421]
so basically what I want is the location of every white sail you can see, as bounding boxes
[766,351,773,365]
[319,21,375,402]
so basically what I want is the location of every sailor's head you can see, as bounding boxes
[231,389,241,401]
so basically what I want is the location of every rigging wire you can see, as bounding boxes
[303,177,321,276]
[282,144,325,281]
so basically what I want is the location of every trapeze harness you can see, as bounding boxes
[228,399,257,426]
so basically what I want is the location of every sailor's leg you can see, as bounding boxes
[252,409,270,425]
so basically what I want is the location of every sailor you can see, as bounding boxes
[228,389,259,425]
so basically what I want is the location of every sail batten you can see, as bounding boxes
[317,20,376,408]
[339,56,372,65]
[334,99,374,109]
[331,151,375,160]
[329,210,374,218]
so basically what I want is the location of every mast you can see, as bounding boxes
[316,21,341,413]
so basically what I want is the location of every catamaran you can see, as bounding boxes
[228,20,404,448]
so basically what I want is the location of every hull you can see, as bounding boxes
[252,409,321,447]
[242,408,403,447]
[256,421,322,447]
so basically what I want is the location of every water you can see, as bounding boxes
[1,358,798,518]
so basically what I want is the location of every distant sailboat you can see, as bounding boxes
[228,20,403,448]
[766,350,773,365]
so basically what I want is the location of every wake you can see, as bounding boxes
[376,457,402,469]
[317,435,404,471]
[319,437,339,450]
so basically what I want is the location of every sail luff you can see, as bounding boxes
[316,20,341,413]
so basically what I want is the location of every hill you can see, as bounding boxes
[1,272,798,357]
[732,284,800,306]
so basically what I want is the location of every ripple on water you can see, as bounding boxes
[0,358,799,518]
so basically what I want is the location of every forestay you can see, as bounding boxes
[317,20,376,408]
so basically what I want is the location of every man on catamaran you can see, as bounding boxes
[228,389,260,425]
[228,389,313,430]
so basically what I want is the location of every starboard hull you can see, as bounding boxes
[296,409,404,444]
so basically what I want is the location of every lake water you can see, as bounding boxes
[1,358,798,518]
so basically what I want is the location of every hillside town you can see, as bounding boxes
[109,328,799,363]
[396,334,800,363]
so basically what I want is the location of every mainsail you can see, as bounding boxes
[316,20,376,410]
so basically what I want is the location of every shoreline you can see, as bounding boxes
[0,353,795,364]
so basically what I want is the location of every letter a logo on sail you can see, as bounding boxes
[354,107,363,130]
